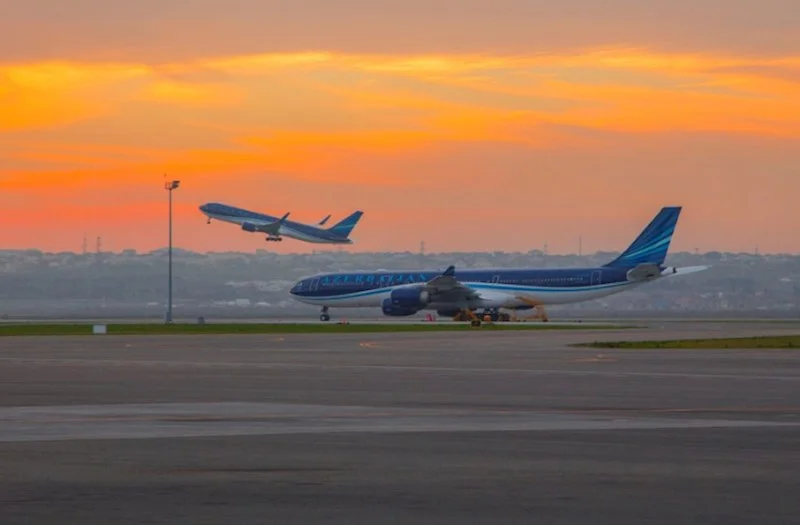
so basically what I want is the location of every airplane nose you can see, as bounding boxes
[199,204,209,212]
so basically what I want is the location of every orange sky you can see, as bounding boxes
[1,1,799,255]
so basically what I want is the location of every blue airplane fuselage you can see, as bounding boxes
[289,265,647,312]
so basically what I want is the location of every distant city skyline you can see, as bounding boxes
[1,1,797,254]
[2,244,790,258]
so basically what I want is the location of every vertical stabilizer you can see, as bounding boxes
[603,207,682,268]
[327,211,364,238]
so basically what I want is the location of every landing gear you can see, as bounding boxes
[266,235,283,242]
[320,306,330,322]
[453,308,513,322]
[480,308,511,322]
[206,218,212,224]
[451,309,479,322]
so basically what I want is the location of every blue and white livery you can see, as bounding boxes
[289,207,708,321]
[200,202,363,244]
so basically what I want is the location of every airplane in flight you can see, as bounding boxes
[199,202,363,244]
[289,206,708,321]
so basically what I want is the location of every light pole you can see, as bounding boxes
[164,179,180,323]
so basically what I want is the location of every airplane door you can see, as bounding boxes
[310,278,320,291]
[491,275,500,284]
[590,271,601,286]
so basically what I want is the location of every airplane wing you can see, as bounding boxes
[420,265,481,304]
[248,212,290,234]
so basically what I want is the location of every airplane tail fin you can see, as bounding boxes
[603,207,682,268]
[327,211,364,238]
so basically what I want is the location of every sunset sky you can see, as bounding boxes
[1,0,798,255]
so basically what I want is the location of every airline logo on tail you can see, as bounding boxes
[604,207,682,268]
[327,211,364,240]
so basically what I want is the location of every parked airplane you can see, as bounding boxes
[289,206,708,321]
[199,202,363,244]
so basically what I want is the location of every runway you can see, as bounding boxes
[1,321,799,524]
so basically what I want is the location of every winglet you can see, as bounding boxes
[319,214,331,226]
[443,265,455,277]
[278,212,290,223]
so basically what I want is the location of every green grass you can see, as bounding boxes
[0,322,623,337]
[579,335,800,349]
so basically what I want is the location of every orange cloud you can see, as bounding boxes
[1,48,799,253]
[143,80,244,107]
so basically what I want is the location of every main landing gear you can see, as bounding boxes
[452,308,511,322]
[320,306,330,322]
[451,309,480,322]
[481,308,512,322]
[266,235,283,242]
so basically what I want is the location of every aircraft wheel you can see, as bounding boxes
[320,314,331,322]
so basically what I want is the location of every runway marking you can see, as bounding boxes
[1,401,798,443]
[0,357,798,382]
[359,341,379,348]
[571,354,617,363]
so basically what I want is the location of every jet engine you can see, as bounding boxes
[241,222,258,233]
[389,287,430,309]
[381,298,420,317]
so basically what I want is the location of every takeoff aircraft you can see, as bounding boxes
[289,207,708,321]
[199,202,363,244]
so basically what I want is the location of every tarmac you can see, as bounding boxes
[1,321,799,524]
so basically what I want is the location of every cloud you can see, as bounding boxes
[2,49,799,182]
[1,48,799,253]
[2,1,799,62]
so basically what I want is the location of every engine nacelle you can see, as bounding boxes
[389,287,430,309]
[381,298,420,317]
[241,222,258,233]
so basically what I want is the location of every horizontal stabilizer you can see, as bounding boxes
[628,263,709,282]
[626,263,662,282]
[660,265,710,277]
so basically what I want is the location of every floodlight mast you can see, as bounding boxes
[164,179,180,323]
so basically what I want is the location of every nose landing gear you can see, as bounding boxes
[320,306,330,322]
